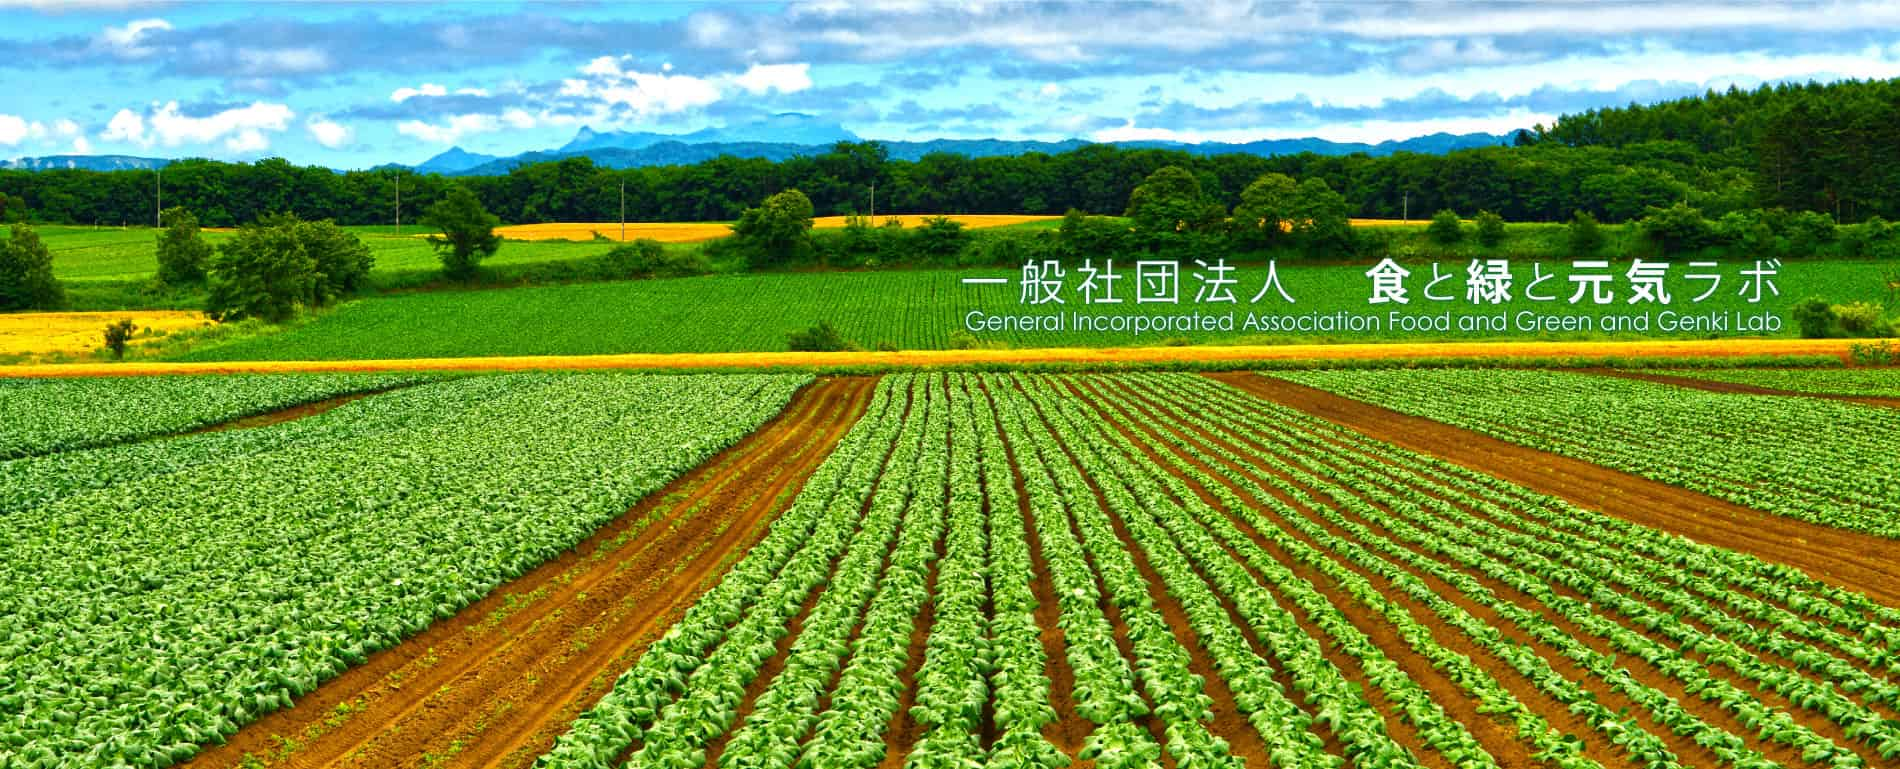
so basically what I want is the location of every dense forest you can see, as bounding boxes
[0,78,1893,228]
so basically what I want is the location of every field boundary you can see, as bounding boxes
[0,338,1865,378]
[1586,368,1900,408]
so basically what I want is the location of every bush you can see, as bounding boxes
[597,239,710,279]
[1783,210,1838,255]
[0,223,64,310]
[1567,210,1604,256]
[910,216,970,264]
[1793,297,1842,339]
[786,321,852,352]
[1426,210,1464,245]
[1639,201,1713,254]
[206,214,372,323]
[103,319,136,359]
[1832,301,1895,337]
[1474,211,1506,247]
[156,207,211,286]
[733,189,815,268]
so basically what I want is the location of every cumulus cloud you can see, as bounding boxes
[71,136,92,154]
[99,102,294,153]
[306,116,351,148]
[94,17,171,59]
[392,83,449,103]
[53,119,80,137]
[102,108,146,146]
[561,56,724,115]
[730,63,812,95]
[235,46,331,75]
[0,115,30,146]
[397,113,499,144]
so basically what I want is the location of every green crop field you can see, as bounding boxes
[1641,367,1900,397]
[168,259,1894,361]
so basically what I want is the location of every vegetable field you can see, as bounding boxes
[6,369,1899,769]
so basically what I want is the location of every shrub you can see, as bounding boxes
[205,214,371,323]
[103,319,136,359]
[1567,210,1604,256]
[1832,301,1895,337]
[1475,211,1506,247]
[1639,201,1712,254]
[155,207,212,285]
[910,216,970,265]
[1427,210,1464,245]
[597,239,710,279]
[1792,297,1838,338]
[733,189,815,268]
[1783,210,1838,255]
[0,223,64,310]
[786,321,852,352]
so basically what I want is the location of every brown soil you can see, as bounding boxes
[1588,368,1900,408]
[5,338,1865,378]
[185,388,400,435]
[183,376,876,769]
[1209,372,1900,607]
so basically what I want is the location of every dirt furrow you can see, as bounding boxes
[185,376,875,769]
[1588,368,1900,408]
[1210,372,1900,606]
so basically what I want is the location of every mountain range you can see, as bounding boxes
[3,114,1509,175]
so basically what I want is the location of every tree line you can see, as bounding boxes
[0,78,1891,229]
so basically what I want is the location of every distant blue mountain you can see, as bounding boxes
[445,129,1508,176]
[0,154,171,171]
[411,146,500,175]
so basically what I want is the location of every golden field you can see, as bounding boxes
[490,214,1061,243]
[0,310,210,357]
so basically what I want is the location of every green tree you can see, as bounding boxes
[732,188,815,267]
[1124,165,1213,251]
[786,320,851,351]
[910,215,970,264]
[1427,209,1464,245]
[1288,179,1353,257]
[0,223,64,310]
[1567,210,1605,255]
[423,186,502,280]
[155,206,212,285]
[1639,201,1713,254]
[1230,172,1298,249]
[1474,210,1506,247]
[205,215,371,322]
[103,318,136,359]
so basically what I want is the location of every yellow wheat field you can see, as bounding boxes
[491,214,1060,243]
[0,310,211,357]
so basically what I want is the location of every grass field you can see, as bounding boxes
[165,259,1893,361]
[493,214,1061,243]
[12,370,1900,769]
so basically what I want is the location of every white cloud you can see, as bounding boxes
[54,119,80,137]
[95,18,170,59]
[0,115,29,146]
[730,63,812,95]
[564,58,723,116]
[146,101,293,151]
[236,47,331,75]
[397,113,499,144]
[102,108,147,146]
[306,116,351,149]
[455,87,490,97]
[391,83,449,103]
[501,108,536,130]
[71,136,92,154]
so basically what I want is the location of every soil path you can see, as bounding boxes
[1586,368,1900,408]
[182,376,876,769]
[1208,372,1900,607]
[3,338,1863,378]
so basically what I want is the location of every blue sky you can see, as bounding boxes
[1,1,1898,169]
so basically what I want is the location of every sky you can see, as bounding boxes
[1,0,1898,169]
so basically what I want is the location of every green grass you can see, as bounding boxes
[172,259,1894,361]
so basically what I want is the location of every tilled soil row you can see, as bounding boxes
[183,376,875,769]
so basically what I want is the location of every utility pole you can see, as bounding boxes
[394,177,402,236]
[1402,191,1408,223]
[155,167,162,228]
[869,181,876,221]
[619,180,626,242]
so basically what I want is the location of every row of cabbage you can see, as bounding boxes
[0,372,807,769]
[1087,372,1900,767]
[1640,368,1900,398]
[0,372,439,459]
[1273,369,1900,538]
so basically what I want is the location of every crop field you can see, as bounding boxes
[6,369,1900,769]
[166,261,1895,361]
[1272,368,1900,537]
[1632,368,1900,399]
[0,310,209,357]
[491,215,1063,243]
